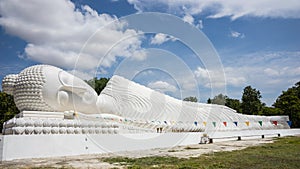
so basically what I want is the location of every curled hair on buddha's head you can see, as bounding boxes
[2,74,18,95]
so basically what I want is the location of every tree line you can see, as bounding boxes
[0,91,20,132]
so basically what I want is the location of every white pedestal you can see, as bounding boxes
[1,129,300,161]
[18,111,64,119]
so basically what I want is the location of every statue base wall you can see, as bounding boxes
[1,129,300,161]
[17,111,65,119]
[2,111,155,135]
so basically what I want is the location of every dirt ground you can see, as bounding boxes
[0,138,274,169]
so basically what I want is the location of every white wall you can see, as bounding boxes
[1,129,300,161]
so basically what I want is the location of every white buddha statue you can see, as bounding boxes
[2,64,290,133]
[2,65,99,114]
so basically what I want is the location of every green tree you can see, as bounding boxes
[225,98,242,113]
[86,77,110,95]
[207,98,212,104]
[0,91,20,132]
[183,96,198,102]
[241,86,263,115]
[273,81,300,128]
[208,94,241,112]
[210,94,227,105]
[260,106,282,116]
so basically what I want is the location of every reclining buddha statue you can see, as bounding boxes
[1,65,290,135]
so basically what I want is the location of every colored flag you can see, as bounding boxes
[245,121,250,126]
[272,121,278,126]
[233,121,238,126]
[212,122,216,127]
[194,121,198,126]
[223,122,227,127]
[258,121,263,126]
[287,121,292,127]
[203,122,207,126]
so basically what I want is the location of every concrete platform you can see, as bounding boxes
[1,129,300,161]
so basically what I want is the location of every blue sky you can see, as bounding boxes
[0,0,299,106]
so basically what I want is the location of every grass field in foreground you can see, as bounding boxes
[103,136,300,169]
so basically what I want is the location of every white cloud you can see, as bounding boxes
[127,0,300,20]
[230,31,245,38]
[216,50,300,105]
[139,70,154,76]
[194,50,300,91]
[150,33,177,45]
[182,14,203,29]
[223,67,247,86]
[264,68,280,77]
[264,66,300,78]
[194,67,225,88]
[0,0,144,72]
[182,13,194,25]
[290,67,300,76]
[147,81,177,93]
[194,67,246,88]
[67,69,93,81]
[196,20,203,29]
[194,67,210,87]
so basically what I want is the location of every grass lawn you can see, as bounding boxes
[103,136,300,169]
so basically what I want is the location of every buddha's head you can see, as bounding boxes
[2,65,99,114]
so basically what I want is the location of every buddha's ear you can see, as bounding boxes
[2,74,18,95]
[57,90,69,106]
[58,71,74,86]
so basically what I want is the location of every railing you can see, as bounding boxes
[207,133,281,143]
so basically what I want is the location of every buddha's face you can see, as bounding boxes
[42,65,99,114]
